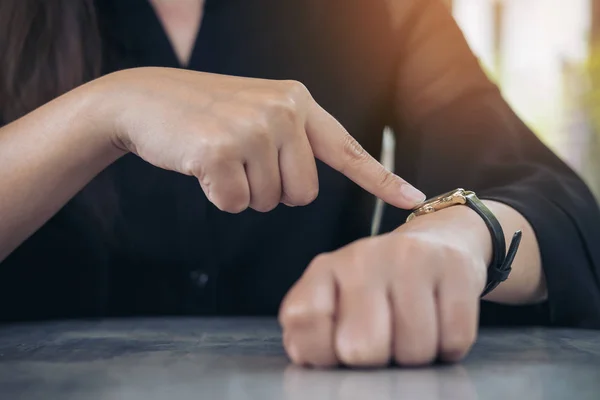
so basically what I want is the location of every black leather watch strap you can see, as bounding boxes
[464,193,522,297]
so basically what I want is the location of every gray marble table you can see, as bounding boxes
[0,318,599,399]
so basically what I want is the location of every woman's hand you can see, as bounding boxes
[279,205,492,368]
[95,67,425,212]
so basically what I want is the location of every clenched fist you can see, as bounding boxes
[279,204,492,367]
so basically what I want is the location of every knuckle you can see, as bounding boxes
[251,181,282,213]
[206,138,240,165]
[307,253,331,273]
[442,330,476,361]
[228,201,249,214]
[336,339,380,367]
[336,246,376,289]
[442,311,477,361]
[301,185,320,205]
[272,96,299,125]
[288,183,319,206]
[279,303,311,328]
[440,245,485,293]
[252,198,280,213]
[249,117,273,144]
[281,79,310,101]
[278,256,334,329]
[393,235,424,260]
[440,246,475,278]
[444,244,471,263]
[376,166,397,189]
[390,236,433,280]
[279,299,330,330]
[210,189,249,215]
[395,345,436,366]
[214,198,248,214]
[183,156,205,178]
[341,134,369,169]
[397,234,422,250]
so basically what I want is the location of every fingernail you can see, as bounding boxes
[400,184,426,206]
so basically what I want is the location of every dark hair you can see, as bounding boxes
[0,0,101,123]
[0,1,121,244]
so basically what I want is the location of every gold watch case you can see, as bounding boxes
[406,188,474,222]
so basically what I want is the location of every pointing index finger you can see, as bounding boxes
[305,101,425,209]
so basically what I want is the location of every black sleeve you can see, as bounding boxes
[380,0,600,328]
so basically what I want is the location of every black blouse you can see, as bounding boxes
[2,0,600,327]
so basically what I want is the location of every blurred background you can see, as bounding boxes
[447,0,600,200]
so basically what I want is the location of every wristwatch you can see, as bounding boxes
[406,188,522,297]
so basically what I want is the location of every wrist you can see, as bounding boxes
[35,79,127,171]
[401,191,532,300]
[82,72,132,157]
[459,202,494,267]
[399,203,493,267]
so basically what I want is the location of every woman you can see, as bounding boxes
[0,0,599,368]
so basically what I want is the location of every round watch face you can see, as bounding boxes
[423,188,464,204]
[407,189,469,220]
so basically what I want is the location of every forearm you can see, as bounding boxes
[0,81,124,262]
[453,200,546,305]
[482,200,546,303]
[397,199,546,305]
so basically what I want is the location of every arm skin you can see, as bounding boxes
[432,200,547,305]
[482,201,546,304]
[0,81,124,262]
